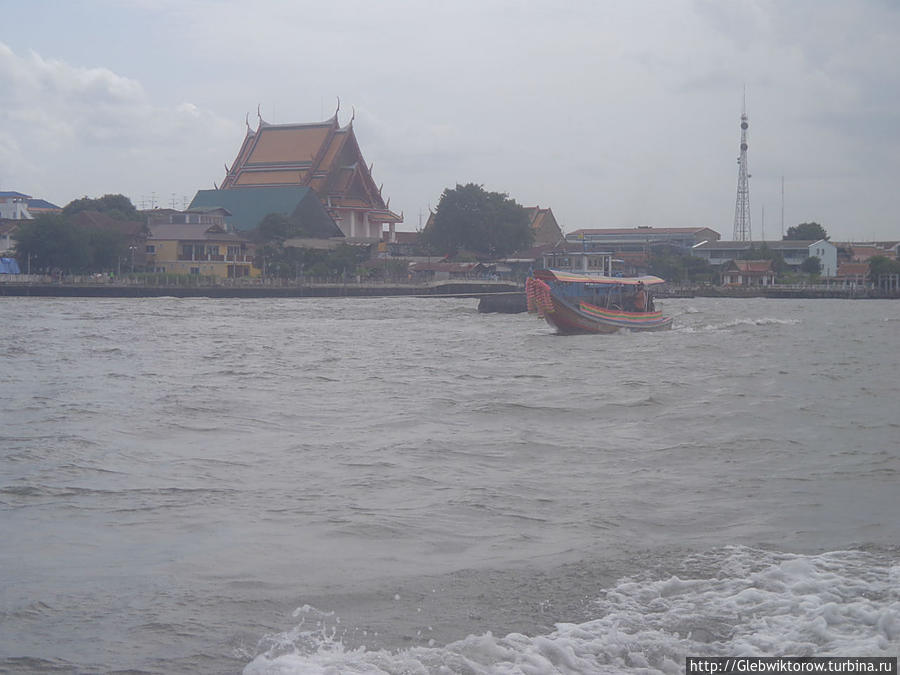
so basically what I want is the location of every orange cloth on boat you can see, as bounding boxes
[633,286,647,312]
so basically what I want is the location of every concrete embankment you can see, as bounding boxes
[0,280,521,299]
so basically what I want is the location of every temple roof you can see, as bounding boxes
[219,113,400,222]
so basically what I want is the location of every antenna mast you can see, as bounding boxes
[780,175,785,238]
[733,90,752,241]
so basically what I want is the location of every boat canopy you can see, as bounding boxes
[534,269,667,286]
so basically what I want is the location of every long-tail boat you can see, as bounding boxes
[526,268,673,334]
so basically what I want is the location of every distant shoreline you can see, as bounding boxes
[0,280,520,299]
[0,282,895,301]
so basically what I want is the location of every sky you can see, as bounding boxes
[1,0,898,241]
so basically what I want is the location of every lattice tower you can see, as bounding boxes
[733,103,752,241]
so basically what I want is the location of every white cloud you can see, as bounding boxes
[0,41,237,205]
[1,0,899,238]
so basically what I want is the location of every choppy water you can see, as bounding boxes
[0,296,897,674]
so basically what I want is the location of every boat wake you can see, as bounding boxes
[243,546,899,675]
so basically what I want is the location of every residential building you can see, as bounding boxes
[567,227,721,253]
[408,261,489,282]
[692,239,837,276]
[721,260,776,286]
[835,262,869,286]
[0,191,61,219]
[217,110,402,241]
[145,209,256,278]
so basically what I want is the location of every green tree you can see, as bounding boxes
[255,213,296,243]
[867,255,900,280]
[421,183,533,258]
[648,249,714,283]
[14,214,92,272]
[63,194,139,221]
[87,228,130,271]
[800,256,822,275]
[784,222,828,241]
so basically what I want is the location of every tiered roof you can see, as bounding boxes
[220,111,401,224]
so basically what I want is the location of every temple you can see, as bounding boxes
[219,107,402,241]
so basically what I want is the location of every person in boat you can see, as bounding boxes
[632,281,647,312]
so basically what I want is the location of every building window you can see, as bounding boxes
[145,244,156,254]
[190,267,200,275]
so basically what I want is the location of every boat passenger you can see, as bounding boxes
[633,281,647,312]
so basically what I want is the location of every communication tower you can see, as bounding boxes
[733,96,752,241]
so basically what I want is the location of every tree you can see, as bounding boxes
[784,222,828,241]
[867,255,900,280]
[800,256,822,275]
[14,214,92,273]
[420,183,533,258]
[63,194,139,221]
[648,249,714,283]
[255,213,298,243]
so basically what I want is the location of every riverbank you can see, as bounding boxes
[1,280,896,302]
[0,279,519,299]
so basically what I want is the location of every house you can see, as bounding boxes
[408,261,488,282]
[524,207,564,245]
[145,209,257,278]
[835,262,869,286]
[567,227,720,253]
[381,230,421,258]
[721,259,776,286]
[0,191,61,219]
[834,242,898,263]
[188,185,342,239]
[217,108,402,241]
[693,239,837,276]
[0,191,34,220]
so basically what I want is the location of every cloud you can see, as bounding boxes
[0,41,237,205]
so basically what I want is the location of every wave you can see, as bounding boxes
[707,317,802,330]
[243,546,899,674]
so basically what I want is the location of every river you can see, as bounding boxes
[1,296,897,673]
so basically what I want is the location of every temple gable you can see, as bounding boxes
[219,111,401,242]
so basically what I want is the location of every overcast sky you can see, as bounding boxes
[1,0,898,240]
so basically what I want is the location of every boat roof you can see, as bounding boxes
[535,269,667,286]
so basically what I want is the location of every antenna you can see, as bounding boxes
[733,90,752,241]
[781,176,785,238]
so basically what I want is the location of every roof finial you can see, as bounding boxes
[369,162,373,174]
[214,181,219,190]
[334,96,341,119]
[245,112,250,131]
[350,105,356,123]
[386,197,390,208]
[379,183,383,196]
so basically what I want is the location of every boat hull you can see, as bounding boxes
[542,294,673,335]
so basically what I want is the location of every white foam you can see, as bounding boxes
[710,317,802,330]
[243,547,899,675]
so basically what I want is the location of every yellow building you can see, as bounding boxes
[145,208,257,279]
